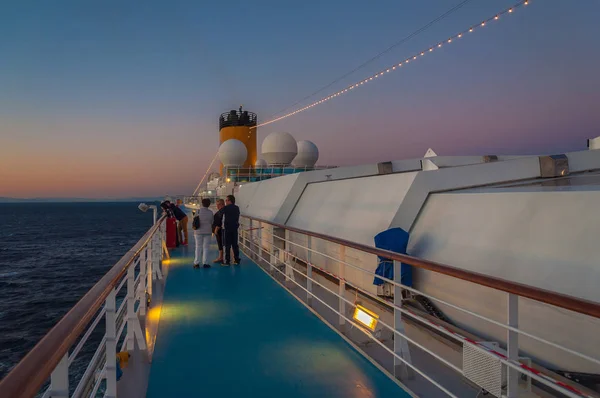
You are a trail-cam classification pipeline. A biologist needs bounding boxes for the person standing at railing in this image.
[160,200,174,218]
[221,194,241,265]
[160,200,188,246]
[192,198,214,268]
[174,199,189,245]
[212,199,225,264]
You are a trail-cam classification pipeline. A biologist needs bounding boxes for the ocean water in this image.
[0,202,156,383]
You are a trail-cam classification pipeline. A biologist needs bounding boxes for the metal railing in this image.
[201,165,339,187]
[183,195,224,208]
[239,215,600,398]
[0,216,167,398]
[219,109,257,130]
[4,210,597,397]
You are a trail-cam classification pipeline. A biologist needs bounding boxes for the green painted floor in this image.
[146,242,411,397]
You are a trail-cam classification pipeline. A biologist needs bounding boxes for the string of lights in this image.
[265,0,477,120]
[192,151,220,195]
[192,0,530,193]
[254,0,530,129]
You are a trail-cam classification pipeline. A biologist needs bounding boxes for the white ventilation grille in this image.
[463,342,504,397]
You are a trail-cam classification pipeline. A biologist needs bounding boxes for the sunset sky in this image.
[1,0,599,198]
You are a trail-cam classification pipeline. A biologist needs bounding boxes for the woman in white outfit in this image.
[192,198,214,268]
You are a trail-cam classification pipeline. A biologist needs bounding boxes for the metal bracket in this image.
[539,154,569,178]
[377,161,393,175]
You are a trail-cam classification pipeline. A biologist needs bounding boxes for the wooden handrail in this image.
[0,216,166,398]
[242,215,600,319]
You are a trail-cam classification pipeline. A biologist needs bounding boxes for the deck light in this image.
[352,304,379,332]
[138,203,157,225]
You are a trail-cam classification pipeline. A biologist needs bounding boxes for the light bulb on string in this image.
[251,0,530,129]
[193,0,531,193]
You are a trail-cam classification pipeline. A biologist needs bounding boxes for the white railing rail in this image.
[0,216,167,398]
[239,215,600,398]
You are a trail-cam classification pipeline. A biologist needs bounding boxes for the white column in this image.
[507,293,519,397]
[105,289,117,398]
[49,353,69,398]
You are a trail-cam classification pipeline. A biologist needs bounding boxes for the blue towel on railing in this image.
[116,358,123,381]
[373,228,412,287]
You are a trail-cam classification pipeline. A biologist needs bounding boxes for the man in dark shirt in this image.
[221,195,241,265]
[212,199,225,263]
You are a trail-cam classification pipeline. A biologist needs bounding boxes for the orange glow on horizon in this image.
[0,118,217,198]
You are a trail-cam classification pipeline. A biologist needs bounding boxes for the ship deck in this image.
[143,241,412,397]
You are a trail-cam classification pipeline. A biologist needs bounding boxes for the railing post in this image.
[241,221,247,249]
[339,245,346,330]
[306,236,313,306]
[243,219,249,252]
[151,234,157,281]
[269,227,276,274]
[139,247,147,316]
[284,229,292,283]
[126,263,136,351]
[146,243,153,298]
[126,261,147,352]
[153,233,163,280]
[105,288,117,398]
[251,220,256,252]
[393,260,413,380]
[49,353,69,398]
[259,224,266,267]
[507,293,519,397]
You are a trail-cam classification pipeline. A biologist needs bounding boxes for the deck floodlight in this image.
[138,202,158,225]
[352,304,379,332]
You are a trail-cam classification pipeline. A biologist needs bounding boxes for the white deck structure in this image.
[235,142,600,377]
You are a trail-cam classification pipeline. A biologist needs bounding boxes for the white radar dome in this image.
[255,158,267,167]
[218,139,247,167]
[291,140,319,167]
[261,132,297,165]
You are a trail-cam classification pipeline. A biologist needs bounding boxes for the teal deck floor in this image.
[146,243,411,397]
